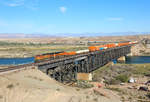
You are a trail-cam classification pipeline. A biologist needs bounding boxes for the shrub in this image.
[93,98,98,102]
[56,88,60,91]
[7,84,14,89]
[115,74,129,83]
[75,80,94,88]
[146,92,150,99]
[106,87,122,92]
[107,79,120,85]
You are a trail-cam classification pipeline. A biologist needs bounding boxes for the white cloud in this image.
[2,0,39,10]
[5,3,23,7]
[59,6,67,13]
[107,17,123,21]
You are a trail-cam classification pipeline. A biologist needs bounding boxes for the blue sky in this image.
[0,0,150,35]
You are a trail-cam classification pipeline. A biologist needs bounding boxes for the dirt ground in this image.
[0,69,121,102]
[0,64,150,102]
[93,64,150,102]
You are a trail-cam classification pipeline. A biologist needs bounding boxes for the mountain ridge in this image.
[0,32,150,38]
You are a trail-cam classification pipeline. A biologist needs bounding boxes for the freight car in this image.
[34,41,137,63]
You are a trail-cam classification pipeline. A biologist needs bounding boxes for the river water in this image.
[0,57,34,65]
[0,56,150,65]
[126,56,150,64]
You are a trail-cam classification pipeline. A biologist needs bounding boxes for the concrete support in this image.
[117,56,126,63]
[77,73,92,81]
[127,53,133,56]
[106,61,114,66]
[110,61,114,66]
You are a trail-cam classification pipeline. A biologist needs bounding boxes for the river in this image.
[126,56,150,64]
[0,57,34,65]
[0,56,150,65]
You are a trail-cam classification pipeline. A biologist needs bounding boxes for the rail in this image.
[0,63,34,74]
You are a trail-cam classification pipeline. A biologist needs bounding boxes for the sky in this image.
[0,0,150,35]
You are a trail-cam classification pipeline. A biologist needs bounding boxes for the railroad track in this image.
[0,63,35,74]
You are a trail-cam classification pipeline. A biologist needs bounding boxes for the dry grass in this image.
[0,45,88,58]
[93,63,150,84]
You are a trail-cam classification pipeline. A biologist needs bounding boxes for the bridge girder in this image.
[37,45,131,82]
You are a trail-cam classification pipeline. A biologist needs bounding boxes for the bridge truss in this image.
[35,45,131,83]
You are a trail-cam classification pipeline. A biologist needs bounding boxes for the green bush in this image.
[106,87,122,92]
[104,79,120,85]
[75,80,94,88]
[147,92,150,99]
[115,74,129,83]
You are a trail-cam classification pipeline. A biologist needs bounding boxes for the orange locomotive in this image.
[34,51,77,62]
[35,51,64,62]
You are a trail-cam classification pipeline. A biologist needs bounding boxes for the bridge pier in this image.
[106,61,115,66]
[77,73,92,81]
[127,52,133,56]
[117,56,126,63]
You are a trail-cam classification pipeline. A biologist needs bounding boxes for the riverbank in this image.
[131,43,150,56]
[0,36,149,58]
[0,43,149,58]
[92,63,150,102]
[0,45,88,58]
[0,35,150,59]
[0,45,150,58]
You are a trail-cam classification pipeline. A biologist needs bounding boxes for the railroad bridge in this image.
[35,45,132,83]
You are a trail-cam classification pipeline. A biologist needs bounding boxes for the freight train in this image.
[34,41,137,62]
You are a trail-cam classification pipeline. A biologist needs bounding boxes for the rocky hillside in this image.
[131,39,150,56]
[93,64,150,102]
[0,68,121,102]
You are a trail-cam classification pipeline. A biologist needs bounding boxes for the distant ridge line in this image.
[0,32,150,38]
